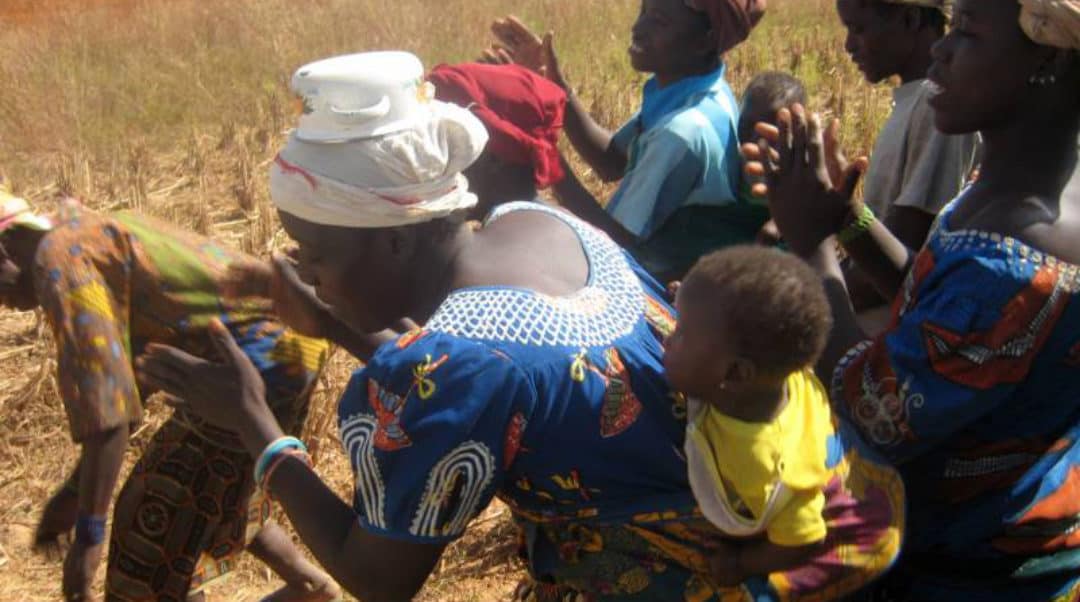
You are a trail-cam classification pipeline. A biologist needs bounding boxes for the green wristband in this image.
[836,204,875,246]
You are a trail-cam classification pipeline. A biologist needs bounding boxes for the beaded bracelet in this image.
[836,203,876,246]
[75,514,107,546]
[253,436,307,485]
[260,448,313,499]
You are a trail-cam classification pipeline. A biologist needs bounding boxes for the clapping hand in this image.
[136,319,268,435]
[481,16,563,85]
[742,105,868,256]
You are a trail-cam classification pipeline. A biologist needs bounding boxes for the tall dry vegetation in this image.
[0,0,888,216]
[0,1,892,600]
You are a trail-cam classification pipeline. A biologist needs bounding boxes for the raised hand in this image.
[136,319,267,432]
[824,118,855,191]
[742,115,864,199]
[746,105,866,256]
[484,16,562,84]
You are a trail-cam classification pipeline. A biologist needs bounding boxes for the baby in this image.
[738,72,807,246]
[664,245,835,585]
[739,71,807,146]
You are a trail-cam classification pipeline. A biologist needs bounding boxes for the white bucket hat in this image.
[293,51,433,143]
[271,51,489,228]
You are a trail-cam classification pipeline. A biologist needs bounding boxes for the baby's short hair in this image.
[739,71,807,142]
[682,245,832,378]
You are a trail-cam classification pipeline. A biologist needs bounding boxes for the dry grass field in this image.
[0,0,893,599]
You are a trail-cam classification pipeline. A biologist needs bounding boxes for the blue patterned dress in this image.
[338,203,902,601]
[834,197,1080,601]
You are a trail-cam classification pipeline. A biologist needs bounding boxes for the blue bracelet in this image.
[75,515,107,546]
[253,437,307,485]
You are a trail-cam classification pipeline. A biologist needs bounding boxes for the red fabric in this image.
[429,63,567,189]
[688,0,767,54]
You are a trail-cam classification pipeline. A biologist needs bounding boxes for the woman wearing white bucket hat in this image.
[135,51,901,601]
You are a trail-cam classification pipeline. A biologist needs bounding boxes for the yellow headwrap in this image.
[1019,0,1080,50]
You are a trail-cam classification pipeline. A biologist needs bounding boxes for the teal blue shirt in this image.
[606,64,744,239]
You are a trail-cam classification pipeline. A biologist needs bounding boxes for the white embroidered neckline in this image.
[425,202,646,347]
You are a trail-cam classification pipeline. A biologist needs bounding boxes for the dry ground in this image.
[0,0,891,599]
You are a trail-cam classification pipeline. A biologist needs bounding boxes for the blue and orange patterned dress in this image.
[338,202,903,601]
[833,198,1080,601]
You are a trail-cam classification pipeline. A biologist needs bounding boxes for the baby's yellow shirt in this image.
[688,369,832,546]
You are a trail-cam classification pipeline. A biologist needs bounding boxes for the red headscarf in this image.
[687,0,767,54]
[428,63,567,189]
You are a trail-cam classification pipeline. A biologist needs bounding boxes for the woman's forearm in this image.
[235,411,377,595]
[315,310,401,362]
[552,156,638,247]
[561,89,627,183]
[841,219,915,301]
[267,460,374,596]
[737,539,825,580]
[242,406,443,601]
[333,327,400,362]
[804,242,868,383]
